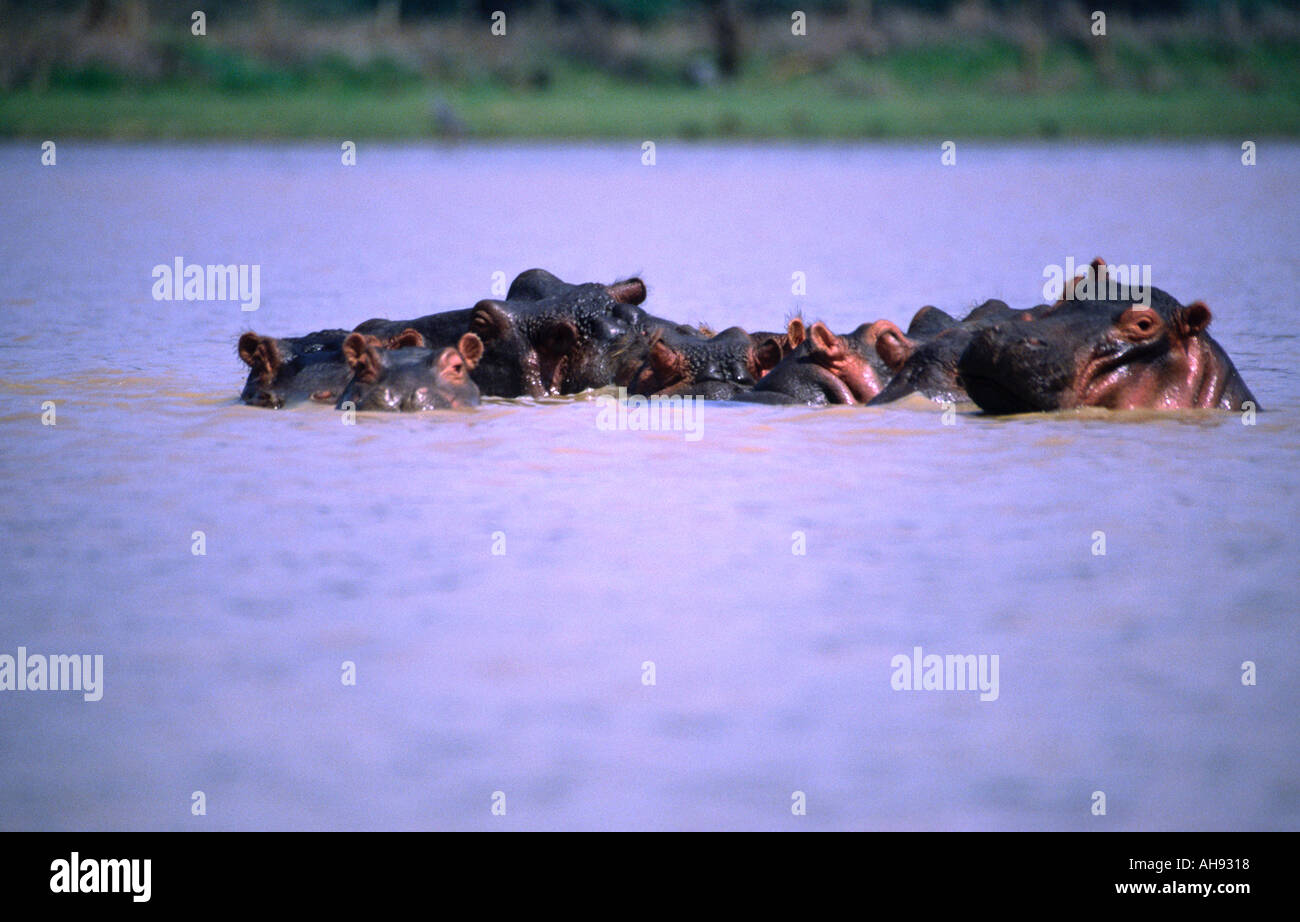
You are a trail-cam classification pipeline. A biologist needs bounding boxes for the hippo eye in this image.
[1118,308,1162,341]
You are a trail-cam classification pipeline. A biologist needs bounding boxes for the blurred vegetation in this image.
[1,0,1298,137]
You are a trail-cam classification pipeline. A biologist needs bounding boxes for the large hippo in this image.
[353,269,648,398]
[238,328,423,408]
[336,331,484,411]
[957,287,1257,413]
[507,267,647,308]
[468,286,649,396]
[867,260,1125,405]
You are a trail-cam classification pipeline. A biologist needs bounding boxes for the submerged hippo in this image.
[468,285,650,396]
[866,300,1042,405]
[238,257,1258,418]
[238,328,424,408]
[354,269,648,398]
[746,320,891,405]
[867,260,1138,405]
[957,288,1257,413]
[627,324,784,399]
[336,331,484,411]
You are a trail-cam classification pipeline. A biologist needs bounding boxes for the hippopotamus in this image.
[336,331,484,411]
[626,324,784,398]
[353,269,648,398]
[467,286,650,396]
[957,287,1257,413]
[507,267,647,308]
[866,300,1034,405]
[873,261,1138,405]
[745,320,891,405]
[238,328,424,408]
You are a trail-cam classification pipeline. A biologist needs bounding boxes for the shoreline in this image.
[4,85,1298,140]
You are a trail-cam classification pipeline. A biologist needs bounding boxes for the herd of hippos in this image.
[237,258,1257,415]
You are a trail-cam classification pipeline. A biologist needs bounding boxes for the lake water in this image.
[1,142,1296,830]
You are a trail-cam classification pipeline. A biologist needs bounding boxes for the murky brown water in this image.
[1,142,1296,829]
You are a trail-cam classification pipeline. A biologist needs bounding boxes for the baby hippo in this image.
[337,331,484,411]
[239,328,424,408]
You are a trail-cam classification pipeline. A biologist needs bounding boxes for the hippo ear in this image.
[868,320,915,371]
[470,300,514,343]
[387,328,424,350]
[751,337,784,376]
[1176,301,1212,337]
[342,332,384,384]
[237,332,263,367]
[238,333,282,385]
[606,277,647,305]
[786,317,807,349]
[807,321,842,358]
[457,332,484,369]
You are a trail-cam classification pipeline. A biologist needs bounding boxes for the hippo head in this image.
[866,300,1033,405]
[629,326,783,397]
[957,289,1257,413]
[506,268,647,307]
[338,331,483,411]
[800,321,892,403]
[238,328,354,408]
[470,299,564,397]
[561,295,652,393]
[469,281,647,397]
[867,319,973,405]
